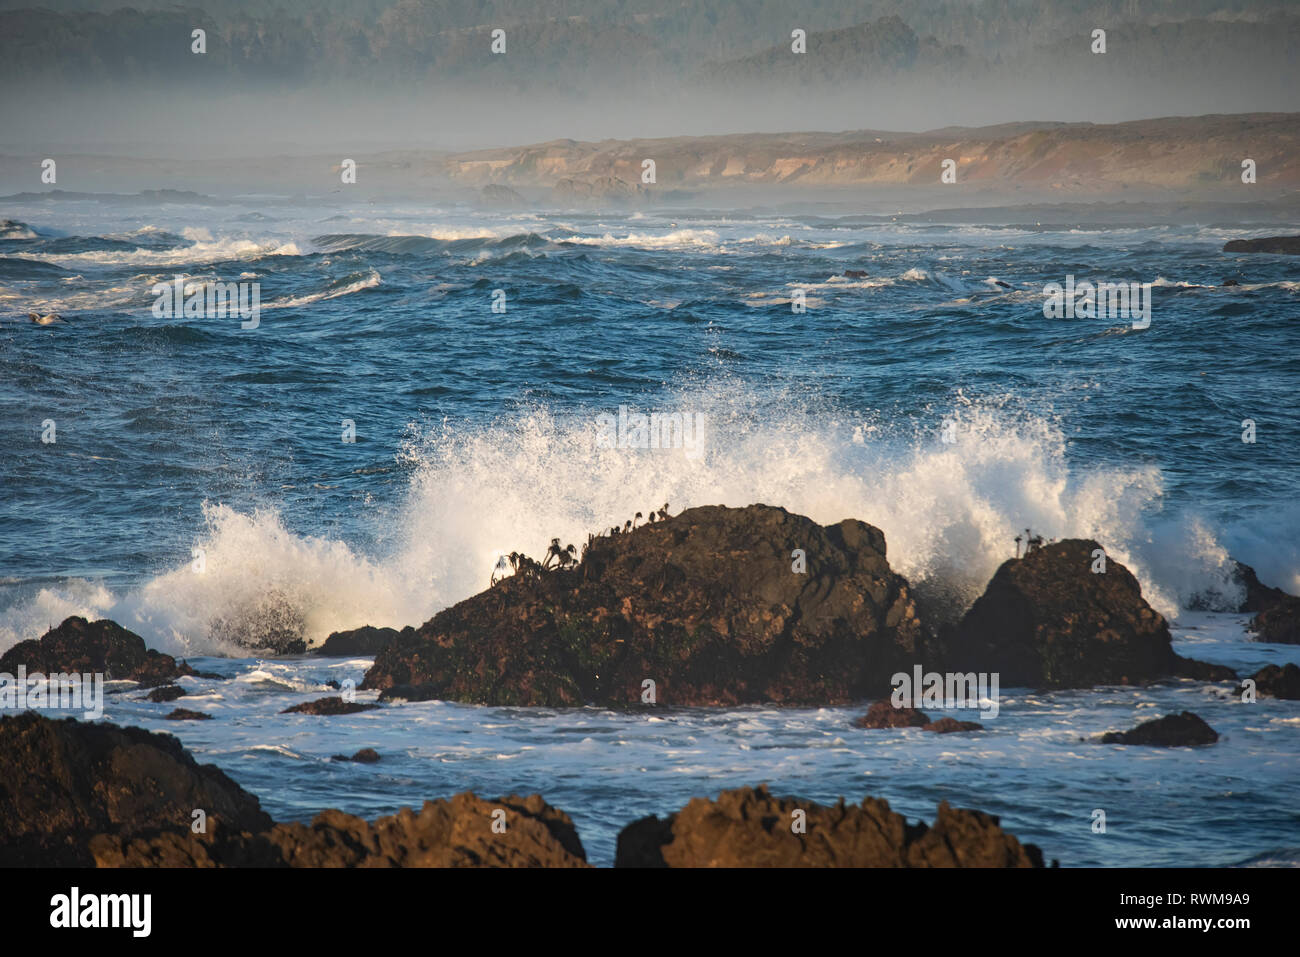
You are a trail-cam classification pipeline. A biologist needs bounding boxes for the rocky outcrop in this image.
[206,589,307,655]
[145,685,186,702]
[1099,711,1218,746]
[947,540,1220,688]
[614,785,1042,867]
[0,712,271,866]
[1223,236,1300,255]
[1251,597,1300,644]
[5,713,586,867]
[378,683,441,703]
[0,616,195,687]
[280,696,379,715]
[852,699,981,733]
[1243,663,1300,699]
[363,504,931,707]
[93,792,589,868]
[923,717,983,733]
[1231,560,1292,613]
[165,708,212,720]
[313,625,404,657]
[331,748,380,763]
[854,699,930,729]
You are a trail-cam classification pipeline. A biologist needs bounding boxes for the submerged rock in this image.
[1099,711,1218,746]
[1223,235,1300,254]
[362,504,932,707]
[1242,663,1300,700]
[0,713,271,866]
[614,785,1042,867]
[145,684,187,703]
[165,708,212,720]
[279,696,379,715]
[0,616,195,688]
[923,717,983,733]
[854,699,930,728]
[331,748,381,763]
[948,540,1214,688]
[313,625,404,657]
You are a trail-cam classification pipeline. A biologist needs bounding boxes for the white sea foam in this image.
[2,383,1287,656]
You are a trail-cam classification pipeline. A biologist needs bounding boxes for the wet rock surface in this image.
[1242,663,1300,700]
[0,616,196,687]
[0,713,271,866]
[313,625,404,657]
[947,540,1214,688]
[1099,711,1219,747]
[363,504,932,706]
[614,785,1042,867]
[280,696,380,715]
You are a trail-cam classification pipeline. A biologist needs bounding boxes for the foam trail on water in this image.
[0,382,1278,654]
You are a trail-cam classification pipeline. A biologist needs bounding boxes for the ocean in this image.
[2,196,1298,866]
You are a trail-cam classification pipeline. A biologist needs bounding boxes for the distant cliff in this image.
[438,113,1300,192]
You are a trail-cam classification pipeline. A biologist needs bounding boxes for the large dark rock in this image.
[1243,663,1300,700]
[313,625,404,657]
[948,540,1210,688]
[1099,711,1218,747]
[0,616,195,688]
[0,713,272,866]
[5,713,587,868]
[1223,235,1300,254]
[614,785,1042,867]
[362,505,931,707]
[1251,596,1300,644]
[1231,560,1292,613]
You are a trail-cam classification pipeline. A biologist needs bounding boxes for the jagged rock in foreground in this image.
[313,625,404,657]
[363,505,930,707]
[94,793,590,868]
[0,713,271,866]
[1099,711,1218,747]
[3,713,586,868]
[0,616,196,687]
[614,785,1042,868]
[948,540,1227,688]
[1243,663,1300,700]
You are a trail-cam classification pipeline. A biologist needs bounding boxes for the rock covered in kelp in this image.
[1099,711,1218,746]
[614,785,1042,867]
[362,504,932,707]
[0,616,195,687]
